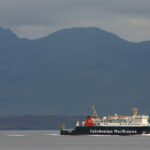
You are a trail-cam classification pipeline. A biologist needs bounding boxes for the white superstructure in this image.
[80,107,150,127]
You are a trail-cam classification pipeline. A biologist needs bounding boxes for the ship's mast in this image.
[132,108,139,116]
[92,105,98,118]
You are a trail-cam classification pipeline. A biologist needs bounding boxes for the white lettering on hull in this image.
[90,129,137,134]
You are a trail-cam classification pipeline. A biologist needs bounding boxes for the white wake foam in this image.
[142,134,150,136]
[7,134,27,137]
[46,133,60,136]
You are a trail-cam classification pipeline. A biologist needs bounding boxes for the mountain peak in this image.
[0,27,19,39]
[41,27,129,46]
[48,27,115,37]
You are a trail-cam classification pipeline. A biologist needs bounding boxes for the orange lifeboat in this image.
[107,116,118,120]
[118,116,128,119]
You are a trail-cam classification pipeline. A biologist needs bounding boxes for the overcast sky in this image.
[0,0,150,42]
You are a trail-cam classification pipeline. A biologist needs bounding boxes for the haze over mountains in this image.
[0,27,150,116]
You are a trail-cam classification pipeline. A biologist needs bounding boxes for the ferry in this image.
[60,106,150,135]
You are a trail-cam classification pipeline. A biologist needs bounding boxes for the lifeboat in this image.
[118,116,129,119]
[107,116,118,120]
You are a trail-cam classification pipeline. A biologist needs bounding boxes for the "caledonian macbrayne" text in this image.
[90,129,137,134]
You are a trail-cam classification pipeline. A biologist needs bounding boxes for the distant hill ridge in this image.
[0,115,84,130]
[0,27,150,116]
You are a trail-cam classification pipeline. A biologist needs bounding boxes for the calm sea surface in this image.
[0,130,149,150]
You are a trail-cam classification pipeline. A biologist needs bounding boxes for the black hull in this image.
[60,126,150,135]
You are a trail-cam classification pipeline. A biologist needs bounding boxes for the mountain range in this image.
[0,27,150,116]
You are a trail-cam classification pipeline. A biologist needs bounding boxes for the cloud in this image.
[0,0,150,41]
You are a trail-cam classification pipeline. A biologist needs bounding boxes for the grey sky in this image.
[0,0,150,41]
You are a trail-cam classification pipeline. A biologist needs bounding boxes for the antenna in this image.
[92,105,98,118]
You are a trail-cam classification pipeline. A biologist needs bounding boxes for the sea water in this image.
[0,130,149,150]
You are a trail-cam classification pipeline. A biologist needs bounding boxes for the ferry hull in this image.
[60,126,150,135]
